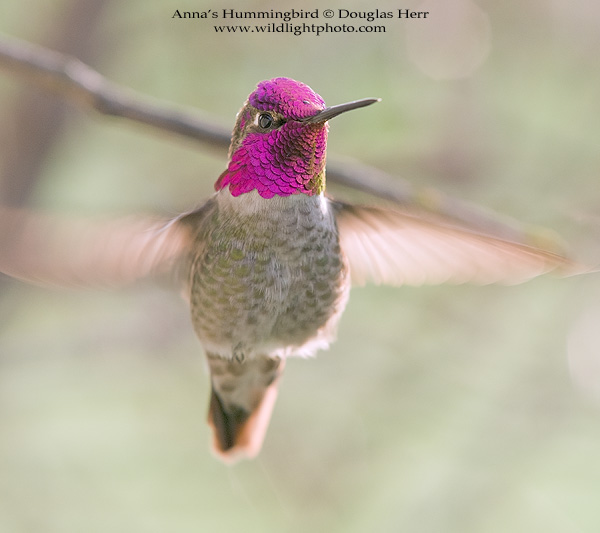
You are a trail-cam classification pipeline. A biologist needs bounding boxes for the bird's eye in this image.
[258,113,274,129]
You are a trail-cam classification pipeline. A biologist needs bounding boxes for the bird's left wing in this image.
[332,201,580,286]
[0,201,215,290]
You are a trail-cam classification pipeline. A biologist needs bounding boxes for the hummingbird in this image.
[0,77,577,463]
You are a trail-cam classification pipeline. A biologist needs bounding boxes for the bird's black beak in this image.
[300,98,380,124]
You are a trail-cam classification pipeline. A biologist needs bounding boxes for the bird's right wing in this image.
[0,201,215,290]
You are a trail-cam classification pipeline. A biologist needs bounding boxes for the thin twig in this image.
[0,33,534,242]
[0,34,231,152]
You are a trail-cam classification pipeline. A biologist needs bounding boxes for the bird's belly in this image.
[189,213,348,359]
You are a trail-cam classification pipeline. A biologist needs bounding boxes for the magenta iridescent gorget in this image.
[216,78,331,198]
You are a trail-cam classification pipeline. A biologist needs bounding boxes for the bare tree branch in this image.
[0,33,552,244]
[0,1,110,207]
[0,34,232,152]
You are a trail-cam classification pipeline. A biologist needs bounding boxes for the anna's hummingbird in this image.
[0,77,577,462]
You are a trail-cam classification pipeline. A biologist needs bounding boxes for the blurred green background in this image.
[1,0,600,531]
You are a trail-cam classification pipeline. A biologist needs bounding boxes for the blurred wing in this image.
[333,202,578,286]
[0,201,214,289]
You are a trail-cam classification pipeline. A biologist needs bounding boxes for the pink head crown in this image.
[215,77,330,199]
[249,77,326,120]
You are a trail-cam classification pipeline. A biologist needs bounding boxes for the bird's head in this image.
[215,77,378,199]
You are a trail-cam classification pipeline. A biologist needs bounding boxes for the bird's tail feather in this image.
[206,354,284,463]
